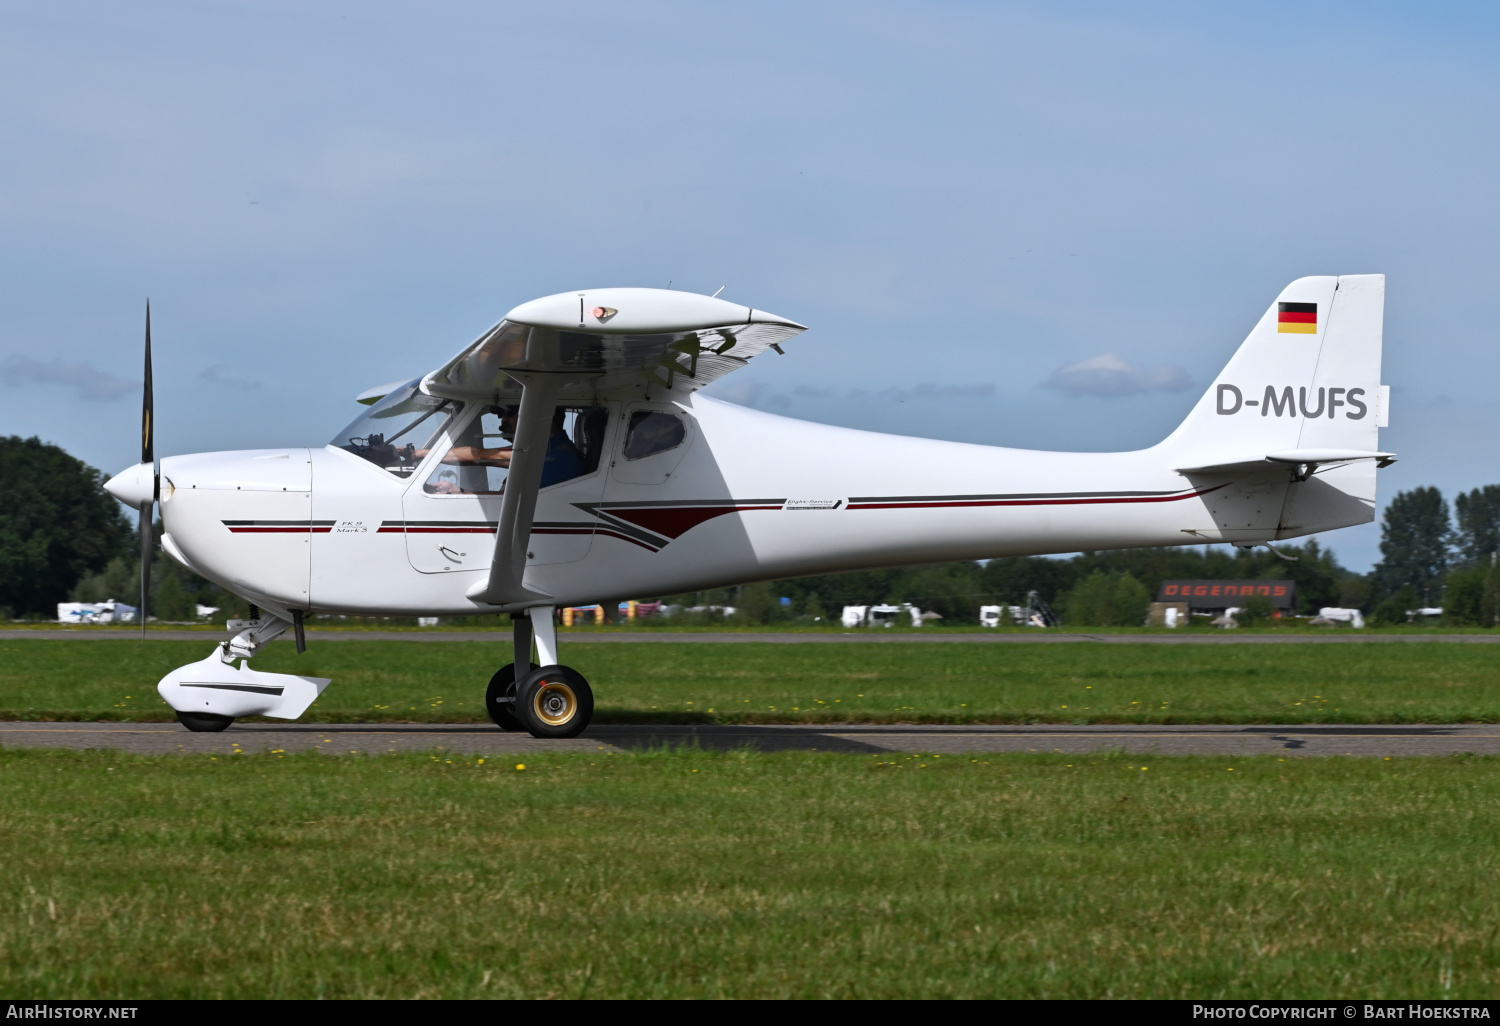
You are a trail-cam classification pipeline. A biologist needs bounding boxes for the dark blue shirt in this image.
[541,429,585,487]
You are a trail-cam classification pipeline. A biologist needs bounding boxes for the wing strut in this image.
[466,372,571,608]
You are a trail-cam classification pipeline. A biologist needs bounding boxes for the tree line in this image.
[0,436,249,621]
[1368,485,1500,626]
[683,538,1352,627]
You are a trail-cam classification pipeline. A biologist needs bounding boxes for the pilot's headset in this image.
[494,405,520,440]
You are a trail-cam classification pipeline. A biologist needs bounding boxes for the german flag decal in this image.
[1278,301,1317,334]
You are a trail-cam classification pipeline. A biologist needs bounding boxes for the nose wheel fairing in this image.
[158,654,330,721]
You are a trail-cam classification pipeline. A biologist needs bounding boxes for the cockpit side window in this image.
[622,411,685,460]
[424,405,512,495]
[331,380,464,479]
[420,404,608,496]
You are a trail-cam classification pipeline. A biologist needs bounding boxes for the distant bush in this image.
[71,556,137,604]
[1371,586,1418,627]
[1233,593,1276,627]
[732,582,780,625]
[1062,571,1150,627]
[1443,566,1489,626]
[1338,577,1372,612]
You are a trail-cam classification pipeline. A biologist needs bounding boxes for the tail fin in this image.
[1162,274,1387,460]
[1160,274,1389,536]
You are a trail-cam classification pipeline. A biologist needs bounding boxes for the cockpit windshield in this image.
[330,379,464,478]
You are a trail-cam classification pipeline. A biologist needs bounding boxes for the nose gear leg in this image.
[221,613,293,663]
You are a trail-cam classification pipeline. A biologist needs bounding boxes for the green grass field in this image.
[5,640,1497,998]
[3,639,1500,724]
[0,747,1495,998]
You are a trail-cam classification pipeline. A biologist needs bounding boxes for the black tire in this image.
[515,665,594,739]
[486,662,538,731]
[176,711,234,733]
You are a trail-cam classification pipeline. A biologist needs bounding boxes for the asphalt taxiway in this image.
[3,721,1497,758]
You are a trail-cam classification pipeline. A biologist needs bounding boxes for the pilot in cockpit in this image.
[436,406,519,471]
[419,407,585,494]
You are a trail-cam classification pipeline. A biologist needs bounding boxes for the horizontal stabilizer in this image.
[1178,448,1397,475]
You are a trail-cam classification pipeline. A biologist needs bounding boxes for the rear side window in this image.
[622,411,685,460]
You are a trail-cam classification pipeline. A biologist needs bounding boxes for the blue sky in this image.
[3,1,1498,572]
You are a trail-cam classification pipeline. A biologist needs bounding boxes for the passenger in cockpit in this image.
[539,409,584,487]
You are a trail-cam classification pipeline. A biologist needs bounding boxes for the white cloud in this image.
[1041,352,1192,398]
[704,380,768,407]
[1,356,135,401]
[878,383,996,401]
[198,364,261,390]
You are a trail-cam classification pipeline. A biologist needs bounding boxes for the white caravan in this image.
[105,276,1393,737]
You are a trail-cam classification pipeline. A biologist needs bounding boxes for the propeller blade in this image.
[140,302,154,638]
[140,503,151,639]
[141,302,153,465]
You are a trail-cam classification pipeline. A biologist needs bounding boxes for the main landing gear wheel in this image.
[515,666,594,739]
[176,711,234,733]
[486,662,538,731]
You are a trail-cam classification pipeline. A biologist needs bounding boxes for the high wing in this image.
[431,288,807,609]
[422,287,807,403]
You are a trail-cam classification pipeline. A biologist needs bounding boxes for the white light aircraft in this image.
[105,275,1393,736]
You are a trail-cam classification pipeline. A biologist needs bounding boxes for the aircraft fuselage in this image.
[156,394,1372,618]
